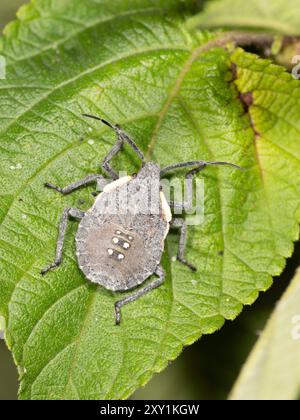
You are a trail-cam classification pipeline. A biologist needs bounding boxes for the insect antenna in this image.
[160,160,243,177]
[202,161,243,170]
[82,113,116,130]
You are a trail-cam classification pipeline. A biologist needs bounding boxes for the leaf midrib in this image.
[146,42,215,159]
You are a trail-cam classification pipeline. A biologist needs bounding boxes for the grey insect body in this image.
[42,114,241,324]
[75,163,170,292]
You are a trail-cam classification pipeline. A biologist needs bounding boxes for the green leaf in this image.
[230,268,300,400]
[0,0,300,400]
[187,0,300,35]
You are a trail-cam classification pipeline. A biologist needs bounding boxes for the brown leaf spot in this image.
[240,92,253,111]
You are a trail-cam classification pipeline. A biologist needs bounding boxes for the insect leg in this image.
[102,135,125,179]
[45,174,108,195]
[82,114,145,179]
[163,161,241,212]
[170,166,205,212]
[114,264,165,325]
[102,128,145,179]
[41,208,85,275]
[171,218,197,272]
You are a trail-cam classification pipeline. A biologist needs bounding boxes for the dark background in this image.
[0,0,299,401]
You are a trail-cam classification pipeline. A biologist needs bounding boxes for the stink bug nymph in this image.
[42,114,241,324]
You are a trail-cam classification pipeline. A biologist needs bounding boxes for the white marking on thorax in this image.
[160,191,172,223]
[103,176,132,193]
[160,191,172,239]
[92,176,132,211]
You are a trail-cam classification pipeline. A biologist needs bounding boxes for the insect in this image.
[41,114,241,324]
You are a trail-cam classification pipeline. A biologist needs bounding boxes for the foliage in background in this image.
[188,0,300,34]
[0,0,300,400]
[231,268,300,400]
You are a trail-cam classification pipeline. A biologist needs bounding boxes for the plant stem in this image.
[197,31,298,52]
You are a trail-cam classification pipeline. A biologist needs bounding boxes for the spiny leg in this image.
[171,218,197,272]
[82,114,145,180]
[170,166,205,213]
[45,174,108,195]
[102,135,125,179]
[41,208,85,275]
[114,264,165,325]
[161,160,241,213]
